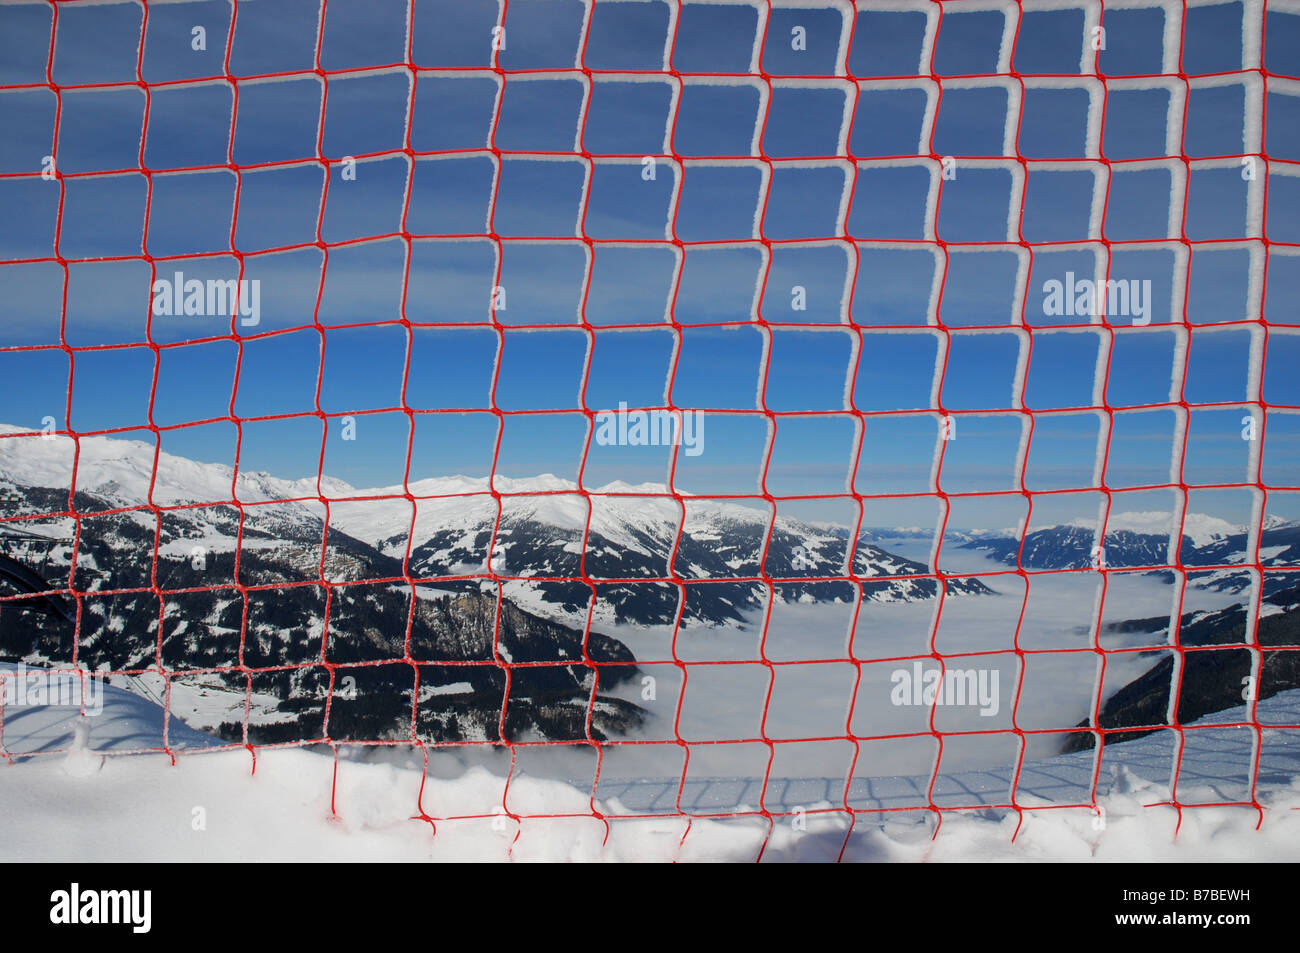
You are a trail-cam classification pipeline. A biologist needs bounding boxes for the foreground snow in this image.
[2,669,1299,862]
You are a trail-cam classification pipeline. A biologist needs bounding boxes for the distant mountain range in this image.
[0,426,985,743]
[0,426,990,629]
[958,515,1300,597]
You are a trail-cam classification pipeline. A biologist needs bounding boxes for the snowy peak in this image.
[0,424,316,508]
[1070,511,1244,550]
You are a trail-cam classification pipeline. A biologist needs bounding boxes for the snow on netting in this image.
[0,0,1297,860]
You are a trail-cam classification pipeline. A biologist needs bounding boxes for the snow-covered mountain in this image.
[0,424,997,744]
[0,426,990,632]
[957,512,1300,596]
[0,427,653,745]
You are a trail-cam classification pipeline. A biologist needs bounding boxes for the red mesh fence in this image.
[0,0,1294,861]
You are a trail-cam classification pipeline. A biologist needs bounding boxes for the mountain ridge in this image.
[0,425,995,629]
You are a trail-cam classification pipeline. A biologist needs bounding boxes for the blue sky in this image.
[0,0,1296,530]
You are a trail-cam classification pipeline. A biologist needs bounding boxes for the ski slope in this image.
[1,665,1298,862]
